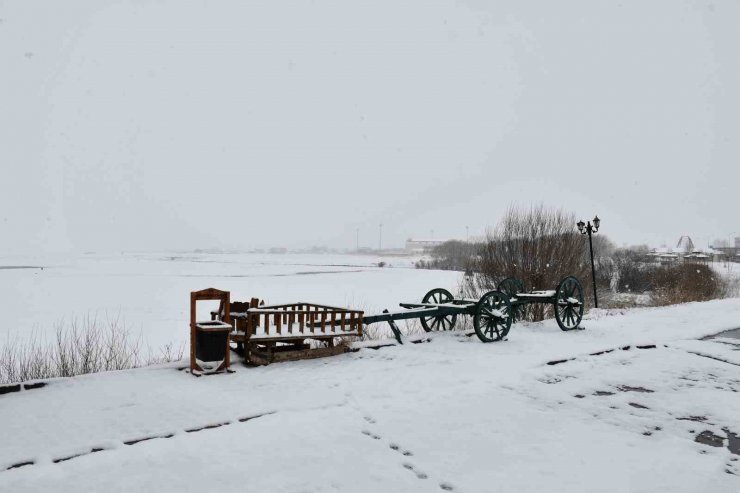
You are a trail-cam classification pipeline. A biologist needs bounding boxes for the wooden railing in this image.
[244,303,363,338]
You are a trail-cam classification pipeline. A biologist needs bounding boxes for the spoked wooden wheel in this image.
[420,288,457,332]
[473,291,512,343]
[498,277,527,323]
[554,276,584,331]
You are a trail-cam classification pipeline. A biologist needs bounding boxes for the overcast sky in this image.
[1,0,738,254]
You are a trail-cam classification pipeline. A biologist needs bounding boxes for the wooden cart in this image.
[363,275,585,343]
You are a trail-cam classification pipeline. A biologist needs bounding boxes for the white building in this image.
[405,238,448,254]
[649,236,724,263]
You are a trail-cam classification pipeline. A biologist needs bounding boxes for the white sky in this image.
[1,0,738,253]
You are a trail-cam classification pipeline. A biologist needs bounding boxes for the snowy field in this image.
[1,264,739,490]
[0,252,458,350]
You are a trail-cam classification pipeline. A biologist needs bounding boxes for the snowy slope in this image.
[1,299,739,491]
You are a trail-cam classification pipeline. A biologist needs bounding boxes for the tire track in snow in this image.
[2,411,276,473]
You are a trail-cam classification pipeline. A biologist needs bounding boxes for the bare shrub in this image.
[649,264,725,306]
[721,272,740,298]
[597,246,653,294]
[466,204,590,320]
[595,242,731,308]
[415,240,483,272]
[0,315,184,385]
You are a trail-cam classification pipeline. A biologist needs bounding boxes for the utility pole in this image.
[378,223,383,251]
[356,228,359,252]
[466,225,469,242]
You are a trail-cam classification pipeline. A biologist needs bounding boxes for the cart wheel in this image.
[420,288,457,332]
[554,276,584,331]
[473,291,512,343]
[498,277,527,322]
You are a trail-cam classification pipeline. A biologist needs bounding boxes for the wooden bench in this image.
[235,302,363,365]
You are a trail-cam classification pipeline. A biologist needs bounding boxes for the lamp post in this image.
[577,215,601,308]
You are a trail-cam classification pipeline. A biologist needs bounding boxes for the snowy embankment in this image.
[1,297,739,492]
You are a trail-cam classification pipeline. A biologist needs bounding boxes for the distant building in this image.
[649,235,724,263]
[405,238,448,254]
[709,236,740,260]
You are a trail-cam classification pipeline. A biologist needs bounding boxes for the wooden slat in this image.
[248,331,359,342]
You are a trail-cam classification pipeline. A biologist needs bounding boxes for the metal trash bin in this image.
[194,321,232,362]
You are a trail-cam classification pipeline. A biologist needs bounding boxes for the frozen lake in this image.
[0,252,462,349]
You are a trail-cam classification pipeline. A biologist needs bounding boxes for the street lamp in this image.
[577,215,600,308]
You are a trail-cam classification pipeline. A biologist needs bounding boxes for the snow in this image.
[1,287,740,491]
[194,321,231,331]
[519,290,556,298]
[0,252,458,349]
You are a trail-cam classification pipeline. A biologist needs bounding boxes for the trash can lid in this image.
[195,320,232,331]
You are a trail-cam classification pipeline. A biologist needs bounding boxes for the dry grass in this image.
[0,315,184,385]
[648,263,726,306]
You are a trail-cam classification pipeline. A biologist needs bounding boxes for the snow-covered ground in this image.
[713,261,740,280]
[0,252,457,349]
[1,288,739,491]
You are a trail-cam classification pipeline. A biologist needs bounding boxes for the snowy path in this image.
[1,299,740,491]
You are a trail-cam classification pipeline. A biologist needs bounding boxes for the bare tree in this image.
[465,204,589,321]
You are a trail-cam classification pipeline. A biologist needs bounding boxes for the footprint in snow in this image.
[363,416,377,424]
[402,462,428,479]
[389,443,413,456]
[361,430,381,440]
[361,423,452,486]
